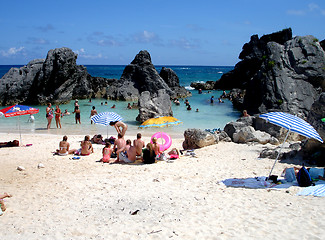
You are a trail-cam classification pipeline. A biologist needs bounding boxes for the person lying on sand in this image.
[0,192,12,215]
[55,136,77,156]
[91,134,103,144]
[282,166,325,182]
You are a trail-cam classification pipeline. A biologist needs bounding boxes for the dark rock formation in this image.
[215,28,294,90]
[136,90,173,123]
[106,50,191,101]
[182,128,217,149]
[159,67,190,98]
[190,81,215,90]
[0,47,114,105]
[214,28,325,117]
[320,39,325,51]
[307,92,325,142]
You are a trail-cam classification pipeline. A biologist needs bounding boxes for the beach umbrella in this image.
[139,116,182,129]
[259,111,323,177]
[0,104,39,145]
[90,112,123,138]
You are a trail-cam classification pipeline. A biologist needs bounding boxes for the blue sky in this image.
[0,0,324,66]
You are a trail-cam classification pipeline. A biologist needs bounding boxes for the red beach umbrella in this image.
[0,105,39,145]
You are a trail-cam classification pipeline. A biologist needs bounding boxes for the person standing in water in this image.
[46,103,54,129]
[90,106,98,124]
[54,105,62,128]
[73,106,81,124]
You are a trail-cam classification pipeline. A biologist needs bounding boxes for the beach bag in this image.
[297,166,313,187]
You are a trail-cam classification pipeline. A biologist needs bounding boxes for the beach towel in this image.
[221,177,296,189]
[297,181,325,197]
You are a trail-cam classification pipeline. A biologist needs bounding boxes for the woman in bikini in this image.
[56,136,77,156]
[54,105,62,128]
[110,121,128,137]
[80,135,93,156]
[46,103,54,129]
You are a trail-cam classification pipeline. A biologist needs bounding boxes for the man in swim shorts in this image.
[133,133,145,157]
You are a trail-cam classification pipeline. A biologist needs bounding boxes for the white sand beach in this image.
[1,133,324,239]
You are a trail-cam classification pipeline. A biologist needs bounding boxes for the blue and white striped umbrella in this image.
[91,112,123,126]
[259,112,323,143]
[259,112,323,177]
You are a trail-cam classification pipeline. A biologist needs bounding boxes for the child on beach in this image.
[0,192,12,216]
[102,141,112,163]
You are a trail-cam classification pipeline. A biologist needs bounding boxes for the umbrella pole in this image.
[268,129,291,178]
[18,116,22,146]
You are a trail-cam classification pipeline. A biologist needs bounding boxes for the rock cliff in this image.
[0,48,189,105]
[0,48,114,105]
[214,28,325,117]
[106,50,191,101]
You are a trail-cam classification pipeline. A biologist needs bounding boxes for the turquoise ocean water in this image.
[0,65,239,138]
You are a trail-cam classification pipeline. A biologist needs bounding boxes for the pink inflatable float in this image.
[150,132,172,152]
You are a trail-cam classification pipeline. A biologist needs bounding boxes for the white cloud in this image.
[74,48,104,60]
[133,30,160,43]
[0,47,25,57]
[287,3,325,16]
[308,3,319,11]
[169,38,199,49]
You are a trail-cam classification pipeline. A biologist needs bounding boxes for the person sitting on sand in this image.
[242,110,250,117]
[152,137,162,156]
[91,134,103,144]
[0,192,12,215]
[56,136,77,156]
[133,133,145,158]
[142,143,156,164]
[118,139,137,163]
[102,141,112,163]
[80,135,93,156]
[110,121,128,137]
[113,133,126,162]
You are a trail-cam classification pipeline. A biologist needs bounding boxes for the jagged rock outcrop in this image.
[214,28,325,117]
[307,92,325,142]
[182,128,217,149]
[0,47,114,105]
[106,50,191,101]
[190,81,215,90]
[159,67,190,98]
[136,90,173,123]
